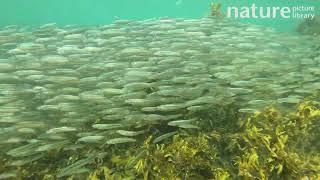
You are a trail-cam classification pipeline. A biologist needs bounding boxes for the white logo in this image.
[227,4,316,19]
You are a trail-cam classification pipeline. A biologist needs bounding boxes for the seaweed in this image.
[234,105,320,179]
[210,2,224,18]
[2,101,320,179]
[297,15,320,35]
[118,102,320,179]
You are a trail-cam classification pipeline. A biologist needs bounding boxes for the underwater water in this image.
[0,1,320,179]
[1,0,319,30]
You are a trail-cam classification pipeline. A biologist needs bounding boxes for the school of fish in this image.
[0,17,319,176]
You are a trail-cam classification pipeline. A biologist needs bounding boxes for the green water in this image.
[1,0,319,31]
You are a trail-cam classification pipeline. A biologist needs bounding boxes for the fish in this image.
[153,131,178,144]
[106,138,136,144]
[77,136,105,143]
[46,127,77,134]
[57,156,96,178]
[116,130,145,137]
[92,124,124,130]
[35,140,70,152]
[168,119,197,127]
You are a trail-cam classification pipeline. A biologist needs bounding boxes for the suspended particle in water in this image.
[176,0,183,6]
